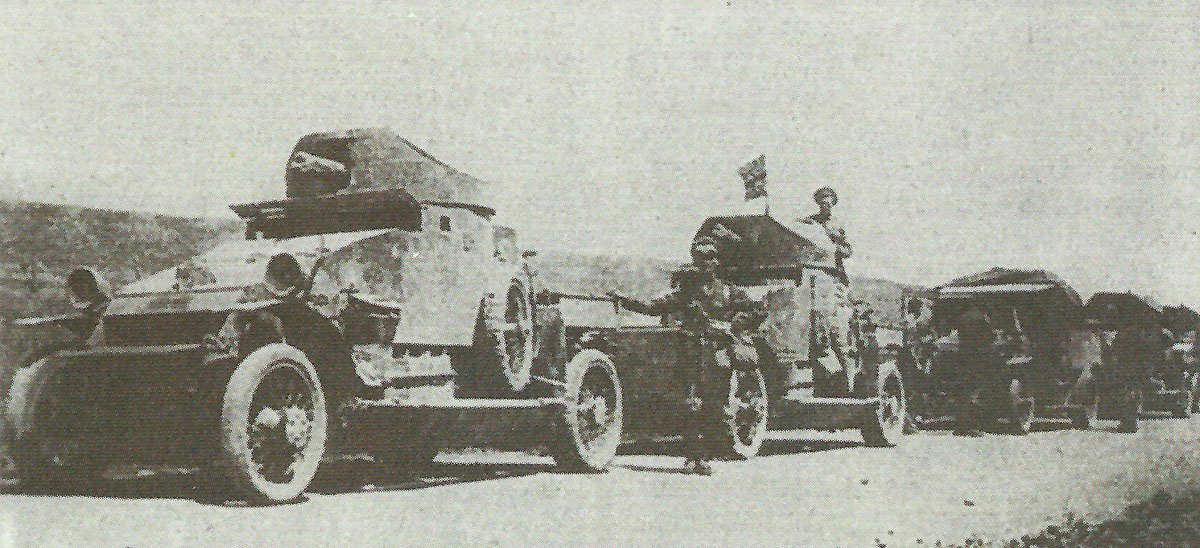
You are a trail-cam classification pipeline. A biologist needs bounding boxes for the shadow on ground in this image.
[616,436,864,474]
[0,458,559,507]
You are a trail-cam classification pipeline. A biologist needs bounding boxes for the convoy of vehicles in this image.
[1,128,1195,504]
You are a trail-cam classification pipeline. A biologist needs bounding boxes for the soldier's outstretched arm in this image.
[608,290,680,317]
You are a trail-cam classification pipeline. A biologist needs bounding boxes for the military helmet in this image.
[813,186,838,205]
[690,236,720,262]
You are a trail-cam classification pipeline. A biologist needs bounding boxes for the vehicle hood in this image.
[106,229,392,316]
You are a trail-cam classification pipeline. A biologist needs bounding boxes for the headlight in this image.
[264,253,306,297]
[67,268,112,310]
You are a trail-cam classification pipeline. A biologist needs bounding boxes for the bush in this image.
[946,491,1200,547]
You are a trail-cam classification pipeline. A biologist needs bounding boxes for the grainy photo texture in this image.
[1,2,1199,546]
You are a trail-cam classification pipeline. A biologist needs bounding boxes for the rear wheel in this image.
[861,365,907,447]
[1007,378,1036,435]
[215,343,327,504]
[547,350,622,472]
[712,367,769,459]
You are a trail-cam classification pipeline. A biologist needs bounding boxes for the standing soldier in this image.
[801,186,852,278]
[609,236,760,475]
[801,186,856,395]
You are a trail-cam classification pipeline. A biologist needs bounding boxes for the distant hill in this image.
[530,251,922,328]
[0,201,240,399]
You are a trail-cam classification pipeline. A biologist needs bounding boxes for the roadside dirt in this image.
[4,417,1200,546]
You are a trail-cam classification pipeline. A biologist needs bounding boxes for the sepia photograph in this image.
[0,1,1198,546]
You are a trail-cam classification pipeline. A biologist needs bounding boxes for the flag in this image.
[739,154,767,200]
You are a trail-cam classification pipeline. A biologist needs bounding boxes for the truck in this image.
[910,268,1102,433]
[3,128,623,503]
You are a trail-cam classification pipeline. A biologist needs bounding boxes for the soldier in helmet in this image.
[609,236,761,475]
[801,186,852,277]
[802,186,856,394]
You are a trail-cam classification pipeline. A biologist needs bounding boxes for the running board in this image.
[354,396,566,411]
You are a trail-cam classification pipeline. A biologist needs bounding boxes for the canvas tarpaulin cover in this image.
[285,127,493,214]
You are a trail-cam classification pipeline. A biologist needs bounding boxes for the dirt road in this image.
[4,417,1200,547]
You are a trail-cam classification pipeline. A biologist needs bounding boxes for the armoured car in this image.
[568,214,908,458]
[3,129,623,503]
[914,268,1102,432]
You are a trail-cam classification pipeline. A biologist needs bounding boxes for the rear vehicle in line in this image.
[1162,304,1200,415]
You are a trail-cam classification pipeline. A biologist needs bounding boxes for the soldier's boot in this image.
[1117,390,1139,433]
[952,392,985,436]
[681,394,714,475]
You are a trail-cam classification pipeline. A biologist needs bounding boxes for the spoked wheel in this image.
[712,367,769,459]
[861,364,907,447]
[1007,378,1036,435]
[217,343,327,504]
[472,280,535,394]
[547,349,623,472]
[4,357,111,491]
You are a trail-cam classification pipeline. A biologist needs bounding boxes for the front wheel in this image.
[711,367,769,459]
[861,364,907,447]
[546,349,623,472]
[215,343,327,504]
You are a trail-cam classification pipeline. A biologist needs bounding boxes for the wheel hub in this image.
[283,406,313,448]
[255,407,283,430]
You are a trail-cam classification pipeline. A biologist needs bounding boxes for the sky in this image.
[0,1,1197,306]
